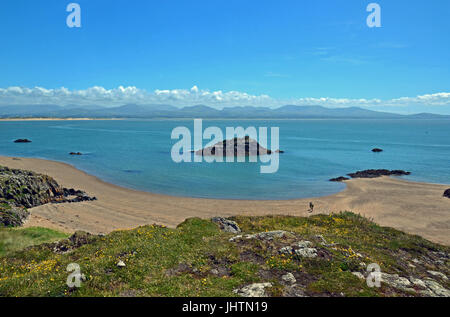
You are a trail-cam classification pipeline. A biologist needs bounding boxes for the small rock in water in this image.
[14,139,32,143]
[281,273,296,284]
[117,260,126,268]
[329,176,350,182]
[372,148,383,153]
[69,152,83,156]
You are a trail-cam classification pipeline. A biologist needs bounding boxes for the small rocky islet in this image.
[195,136,283,157]
[330,169,411,182]
[13,139,32,143]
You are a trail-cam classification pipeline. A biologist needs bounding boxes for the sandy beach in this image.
[1,155,449,245]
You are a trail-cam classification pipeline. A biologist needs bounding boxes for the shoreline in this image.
[2,117,450,122]
[1,155,449,245]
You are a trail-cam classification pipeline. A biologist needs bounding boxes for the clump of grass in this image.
[0,227,68,257]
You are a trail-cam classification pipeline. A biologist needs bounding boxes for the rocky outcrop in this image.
[444,189,450,199]
[211,217,241,233]
[0,166,64,208]
[230,230,294,242]
[329,176,350,182]
[14,139,32,143]
[195,136,282,157]
[47,231,97,254]
[347,169,410,178]
[0,203,28,227]
[69,152,83,156]
[330,169,411,181]
[233,283,272,297]
[279,240,318,258]
[0,166,96,227]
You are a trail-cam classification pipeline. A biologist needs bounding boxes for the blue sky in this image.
[0,0,449,113]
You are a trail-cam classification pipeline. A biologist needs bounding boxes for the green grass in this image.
[0,227,69,257]
[0,212,448,297]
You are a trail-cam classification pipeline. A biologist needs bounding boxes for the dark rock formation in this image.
[444,189,450,199]
[347,169,410,179]
[69,152,83,156]
[329,176,350,182]
[0,166,65,208]
[196,136,282,157]
[0,166,96,227]
[0,204,28,227]
[212,217,241,233]
[47,231,97,254]
[14,139,32,143]
[372,148,383,153]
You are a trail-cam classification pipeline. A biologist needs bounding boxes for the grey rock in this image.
[294,247,318,258]
[409,277,427,289]
[245,230,293,241]
[352,272,365,280]
[279,240,318,258]
[282,285,307,297]
[294,241,312,248]
[423,279,450,297]
[233,283,272,297]
[281,273,296,284]
[229,235,242,242]
[210,269,219,275]
[279,246,294,255]
[381,273,412,291]
[427,271,448,281]
[211,217,241,233]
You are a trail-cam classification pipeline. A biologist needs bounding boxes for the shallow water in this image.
[0,119,449,199]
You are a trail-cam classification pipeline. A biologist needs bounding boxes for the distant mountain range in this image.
[0,104,449,119]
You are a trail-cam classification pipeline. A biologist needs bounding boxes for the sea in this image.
[0,119,449,200]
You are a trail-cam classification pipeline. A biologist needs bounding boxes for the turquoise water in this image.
[0,119,449,199]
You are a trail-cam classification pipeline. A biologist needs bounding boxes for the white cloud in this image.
[0,86,449,110]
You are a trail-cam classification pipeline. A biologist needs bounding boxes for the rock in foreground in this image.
[0,166,96,227]
[444,189,450,199]
[211,217,241,233]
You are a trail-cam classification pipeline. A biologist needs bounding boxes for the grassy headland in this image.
[1,212,448,297]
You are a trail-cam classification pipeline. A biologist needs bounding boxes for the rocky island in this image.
[195,136,282,157]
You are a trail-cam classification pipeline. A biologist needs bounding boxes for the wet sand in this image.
[1,155,449,245]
